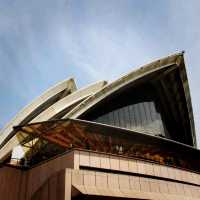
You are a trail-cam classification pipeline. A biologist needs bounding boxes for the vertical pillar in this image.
[65,169,72,200]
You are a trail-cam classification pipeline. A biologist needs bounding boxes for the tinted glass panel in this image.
[93,101,165,136]
[82,83,170,138]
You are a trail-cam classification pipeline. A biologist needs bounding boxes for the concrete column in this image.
[65,169,72,200]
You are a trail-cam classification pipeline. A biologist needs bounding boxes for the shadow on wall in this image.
[31,170,66,200]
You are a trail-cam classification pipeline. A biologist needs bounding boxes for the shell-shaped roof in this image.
[0,79,107,160]
[0,52,196,161]
[65,53,196,146]
[63,52,196,146]
[0,78,76,146]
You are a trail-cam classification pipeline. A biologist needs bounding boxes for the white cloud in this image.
[0,0,200,146]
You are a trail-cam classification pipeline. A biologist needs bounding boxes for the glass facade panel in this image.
[82,84,170,138]
[93,101,166,137]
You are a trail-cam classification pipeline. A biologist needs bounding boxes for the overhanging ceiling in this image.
[13,118,200,172]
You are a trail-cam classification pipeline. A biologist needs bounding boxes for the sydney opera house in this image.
[0,52,200,199]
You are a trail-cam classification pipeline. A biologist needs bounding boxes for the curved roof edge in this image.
[179,55,196,146]
[63,52,196,146]
[0,78,76,147]
[26,80,107,123]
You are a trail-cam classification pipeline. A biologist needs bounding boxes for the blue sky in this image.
[0,0,200,146]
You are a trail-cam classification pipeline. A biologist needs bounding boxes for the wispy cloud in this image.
[0,0,200,146]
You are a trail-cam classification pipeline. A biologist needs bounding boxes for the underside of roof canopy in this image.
[12,118,200,171]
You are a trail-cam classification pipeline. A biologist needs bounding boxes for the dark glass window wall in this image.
[94,101,166,136]
[81,83,170,138]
